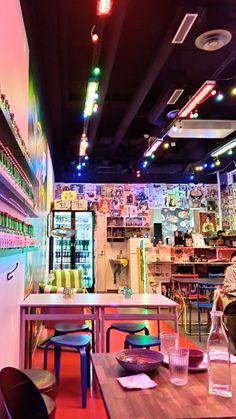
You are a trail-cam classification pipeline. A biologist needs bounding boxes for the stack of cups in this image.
[160,331,189,386]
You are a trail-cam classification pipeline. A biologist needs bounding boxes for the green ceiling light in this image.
[83,80,99,117]
[93,67,101,77]
[211,139,236,157]
[150,153,155,159]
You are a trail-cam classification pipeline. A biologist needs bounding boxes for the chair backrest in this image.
[0,367,48,419]
[50,269,83,289]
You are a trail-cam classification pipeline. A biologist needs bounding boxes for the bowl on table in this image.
[188,349,204,368]
[116,349,164,373]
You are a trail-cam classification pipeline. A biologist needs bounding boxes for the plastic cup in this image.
[160,332,179,358]
[168,348,189,386]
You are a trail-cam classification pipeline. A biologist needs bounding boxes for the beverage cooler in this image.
[49,211,95,289]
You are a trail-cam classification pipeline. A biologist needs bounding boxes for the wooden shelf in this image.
[0,173,38,217]
[0,103,38,186]
[0,246,38,257]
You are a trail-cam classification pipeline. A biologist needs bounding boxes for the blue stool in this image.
[54,322,95,352]
[106,323,149,352]
[124,334,160,349]
[44,334,90,408]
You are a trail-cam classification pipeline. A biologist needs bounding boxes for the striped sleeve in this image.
[223,266,236,294]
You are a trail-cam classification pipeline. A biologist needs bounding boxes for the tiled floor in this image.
[33,307,208,419]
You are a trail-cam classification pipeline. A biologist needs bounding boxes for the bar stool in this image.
[23,369,57,400]
[124,334,160,349]
[44,334,90,408]
[54,322,95,353]
[106,323,149,352]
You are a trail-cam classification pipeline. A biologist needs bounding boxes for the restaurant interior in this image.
[1,0,236,418]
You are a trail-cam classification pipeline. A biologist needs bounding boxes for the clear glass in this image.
[168,348,189,386]
[207,310,232,398]
[160,332,179,359]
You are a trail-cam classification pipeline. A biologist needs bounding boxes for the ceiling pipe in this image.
[110,8,191,154]
[88,0,129,153]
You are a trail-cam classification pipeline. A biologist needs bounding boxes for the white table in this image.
[98,293,178,352]
[20,293,100,368]
[20,293,178,367]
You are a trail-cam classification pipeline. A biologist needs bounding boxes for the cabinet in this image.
[106,216,150,241]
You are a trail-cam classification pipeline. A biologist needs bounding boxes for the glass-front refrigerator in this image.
[74,211,94,289]
[49,210,95,289]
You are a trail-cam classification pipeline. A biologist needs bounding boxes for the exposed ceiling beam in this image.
[110,7,194,154]
[148,83,177,125]
[88,0,129,153]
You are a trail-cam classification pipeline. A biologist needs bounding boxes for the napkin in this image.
[117,373,157,389]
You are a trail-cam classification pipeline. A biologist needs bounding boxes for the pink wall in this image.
[0,0,29,144]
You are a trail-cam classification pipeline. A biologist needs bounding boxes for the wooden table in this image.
[20,293,178,367]
[92,353,236,419]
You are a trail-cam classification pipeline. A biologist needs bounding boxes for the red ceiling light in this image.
[178,80,216,118]
[97,0,113,15]
[144,138,163,157]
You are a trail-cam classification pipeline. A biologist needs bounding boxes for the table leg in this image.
[95,307,100,353]
[101,307,105,353]
[157,307,160,336]
[20,307,26,369]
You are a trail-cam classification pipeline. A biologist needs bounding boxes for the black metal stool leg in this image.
[144,327,149,335]
[79,347,87,409]
[86,344,91,388]
[106,326,112,353]
[54,345,61,383]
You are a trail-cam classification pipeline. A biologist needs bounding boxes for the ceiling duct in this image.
[172,13,198,44]
[195,29,232,51]
[167,89,184,105]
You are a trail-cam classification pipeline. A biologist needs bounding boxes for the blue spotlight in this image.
[203,163,208,168]
[190,175,194,180]
[142,160,148,168]
[77,163,82,170]
[82,162,86,166]
[78,172,81,177]
[211,163,215,168]
[215,93,224,102]
[84,155,89,160]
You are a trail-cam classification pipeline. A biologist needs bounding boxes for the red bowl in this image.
[189,349,204,367]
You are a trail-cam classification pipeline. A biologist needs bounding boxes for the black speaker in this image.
[154,223,162,244]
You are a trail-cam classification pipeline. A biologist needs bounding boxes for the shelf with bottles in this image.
[106,216,150,241]
[0,94,38,186]
[0,212,36,250]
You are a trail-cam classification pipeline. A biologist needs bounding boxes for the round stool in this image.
[124,334,160,349]
[44,334,90,409]
[54,322,95,352]
[23,368,57,400]
[106,323,149,352]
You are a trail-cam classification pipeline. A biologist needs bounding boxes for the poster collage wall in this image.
[221,171,236,231]
[54,183,219,238]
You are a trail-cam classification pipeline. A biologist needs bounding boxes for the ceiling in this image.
[20,0,236,183]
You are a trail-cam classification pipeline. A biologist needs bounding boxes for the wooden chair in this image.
[0,367,56,419]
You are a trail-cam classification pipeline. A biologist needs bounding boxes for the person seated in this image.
[222,251,236,308]
[221,251,236,352]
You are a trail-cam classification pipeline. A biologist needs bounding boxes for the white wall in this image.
[0,255,25,368]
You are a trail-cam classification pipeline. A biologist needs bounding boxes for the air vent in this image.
[167,89,184,105]
[195,29,232,51]
[172,14,198,44]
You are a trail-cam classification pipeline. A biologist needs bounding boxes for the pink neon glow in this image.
[97,0,113,15]
[144,139,163,157]
[178,81,216,118]
[0,0,29,145]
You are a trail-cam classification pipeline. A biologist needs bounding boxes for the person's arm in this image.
[223,266,236,294]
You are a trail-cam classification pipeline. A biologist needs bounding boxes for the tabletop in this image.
[92,353,236,419]
[21,293,178,308]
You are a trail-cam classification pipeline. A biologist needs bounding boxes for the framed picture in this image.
[199,212,217,236]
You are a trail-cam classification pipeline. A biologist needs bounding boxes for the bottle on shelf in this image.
[207,310,232,398]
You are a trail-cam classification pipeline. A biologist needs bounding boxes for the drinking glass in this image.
[168,348,189,386]
[160,331,179,360]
